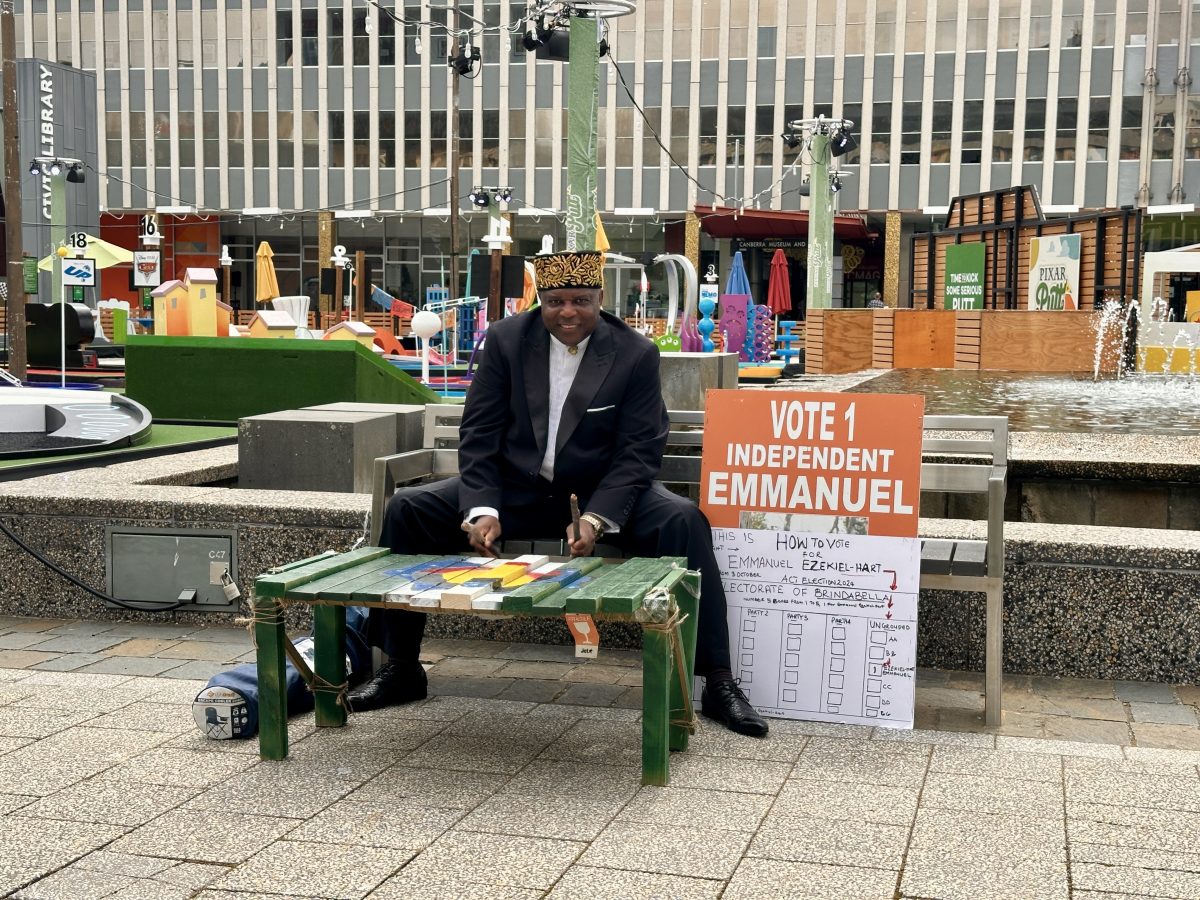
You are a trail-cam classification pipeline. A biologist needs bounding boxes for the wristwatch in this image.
[579,513,608,538]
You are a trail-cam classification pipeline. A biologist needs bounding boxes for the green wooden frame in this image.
[253,551,700,786]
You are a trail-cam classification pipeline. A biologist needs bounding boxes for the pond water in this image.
[857,369,1200,434]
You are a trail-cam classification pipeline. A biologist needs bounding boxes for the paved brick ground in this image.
[2,614,1200,899]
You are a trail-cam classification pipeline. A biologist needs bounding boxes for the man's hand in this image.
[461,515,501,557]
[566,519,598,558]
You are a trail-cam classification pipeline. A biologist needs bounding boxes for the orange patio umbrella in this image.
[255,241,281,304]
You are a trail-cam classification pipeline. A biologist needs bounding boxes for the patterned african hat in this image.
[533,251,604,291]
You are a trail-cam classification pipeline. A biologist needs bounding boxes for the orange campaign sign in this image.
[700,391,925,537]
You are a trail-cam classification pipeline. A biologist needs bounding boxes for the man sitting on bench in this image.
[349,250,768,738]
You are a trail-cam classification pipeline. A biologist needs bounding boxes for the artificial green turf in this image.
[0,424,236,471]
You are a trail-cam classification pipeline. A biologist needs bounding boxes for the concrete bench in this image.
[373,404,1009,725]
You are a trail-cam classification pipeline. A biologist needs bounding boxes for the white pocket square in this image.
[586,405,615,413]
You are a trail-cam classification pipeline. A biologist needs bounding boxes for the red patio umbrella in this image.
[767,248,792,316]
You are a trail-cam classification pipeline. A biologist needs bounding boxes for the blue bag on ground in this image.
[191,607,373,739]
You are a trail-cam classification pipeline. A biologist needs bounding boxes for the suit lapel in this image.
[524,318,551,460]
[555,317,615,457]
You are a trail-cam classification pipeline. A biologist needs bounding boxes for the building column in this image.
[883,210,902,307]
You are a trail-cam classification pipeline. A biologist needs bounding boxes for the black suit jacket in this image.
[457,309,670,527]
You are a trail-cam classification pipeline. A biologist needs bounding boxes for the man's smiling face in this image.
[540,288,601,346]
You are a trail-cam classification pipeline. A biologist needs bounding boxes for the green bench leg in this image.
[641,620,672,786]
[313,604,348,728]
[669,571,700,753]
[254,596,289,760]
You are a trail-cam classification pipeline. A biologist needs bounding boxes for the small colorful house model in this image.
[247,309,298,339]
[323,320,377,349]
[151,280,189,336]
[216,300,233,337]
[184,268,220,336]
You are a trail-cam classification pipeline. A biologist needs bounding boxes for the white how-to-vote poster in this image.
[711,527,921,729]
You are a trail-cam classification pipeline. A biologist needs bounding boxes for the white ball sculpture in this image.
[410,309,442,383]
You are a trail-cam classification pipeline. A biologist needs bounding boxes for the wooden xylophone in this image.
[252,549,702,785]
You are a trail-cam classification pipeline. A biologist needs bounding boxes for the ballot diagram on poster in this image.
[700,391,926,730]
[712,527,919,728]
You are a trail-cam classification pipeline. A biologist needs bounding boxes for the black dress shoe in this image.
[346,661,428,712]
[701,677,769,738]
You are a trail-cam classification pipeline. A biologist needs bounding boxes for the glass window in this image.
[758,26,778,57]
[840,103,862,164]
[875,0,895,54]
[1088,96,1110,160]
[352,9,370,64]
[379,4,396,65]
[226,10,243,67]
[1153,94,1175,159]
[534,109,554,167]
[755,105,775,165]
[844,0,865,54]
[301,111,319,167]
[277,10,293,65]
[997,0,1019,49]
[1056,98,1077,160]
[815,0,835,52]
[905,0,925,54]
[329,111,344,167]
[900,101,921,164]
[329,9,344,65]
[1062,0,1083,47]
[935,0,957,53]
[930,100,952,162]
[1121,96,1143,159]
[1158,0,1181,45]
[871,101,891,163]
[300,9,319,65]
[962,99,983,163]
[228,112,244,166]
[253,111,271,168]
[1127,0,1148,46]
[278,112,294,167]
[670,107,689,163]
[785,7,805,56]
[176,11,194,67]
[672,0,692,56]
[726,106,746,167]
[1186,96,1200,159]
[1023,99,1046,161]
[965,0,987,51]
[698,106,718,166]
[1094,0,1116,47]
[353,111,371,166]
[992,98,1014,161]
[642,107,661,167]
[200,10,218,66]
[177,111,195,167]
[203,111,220,167]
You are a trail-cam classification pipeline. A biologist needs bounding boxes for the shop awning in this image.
[695,205,876,241]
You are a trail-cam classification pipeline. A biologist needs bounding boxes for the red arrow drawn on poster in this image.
[885,610,892,619]
[883,569,897,590]
[884,656,892,668]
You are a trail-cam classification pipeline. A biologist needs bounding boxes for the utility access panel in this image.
[107,527,239,611]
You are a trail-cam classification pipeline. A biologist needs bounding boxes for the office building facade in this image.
[8,0,1198,309]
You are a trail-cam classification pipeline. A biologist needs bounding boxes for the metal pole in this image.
[2,5,27,377]
[806,131,833,309]
[354,249,366,320]
[447,8,461,300]
[486,194,503,322]
[52,173,66,388]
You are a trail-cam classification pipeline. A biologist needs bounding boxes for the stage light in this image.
[798,178,810,197]
[470,188,490,209]
[781,131,802,150]
[830,174,842,193]
[48,162,62,177]
[497,187,512,204]
[523,29,543,51]
[66,163,86,184]
[829,129,857,157]
[29,161,40,176]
